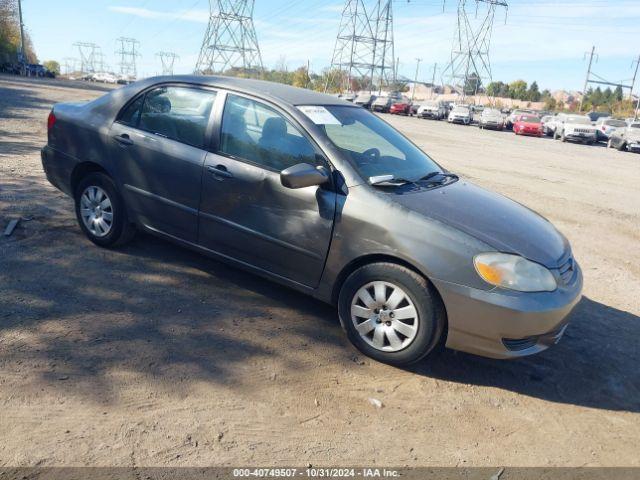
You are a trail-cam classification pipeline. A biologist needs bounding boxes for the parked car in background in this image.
[607,122,640,153]
[540,115,554,136]
[354,94,376,110]
[544,113,566,137]
[417,100,447,120]
[595,117,627,141]
[478,108,504,130]
[372,96,393,113]
[506,109,535,129]
[554,114,597,144]
[41,75,582,366]
[389,99,412,115]
[341,93,357,103]
[448,105,473,125]
[587,111,611,123]
[513,114,543,137]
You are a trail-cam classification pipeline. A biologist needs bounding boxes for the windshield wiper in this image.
[419,171,459,182]
[368,175,414,186]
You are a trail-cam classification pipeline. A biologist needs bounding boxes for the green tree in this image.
[291,66,309,88]
[43,60,60,76]
[613,86,624,102]
[508,80,528,100]
[527,81,541,102]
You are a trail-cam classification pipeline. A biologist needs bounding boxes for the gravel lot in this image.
[1,75,639,467]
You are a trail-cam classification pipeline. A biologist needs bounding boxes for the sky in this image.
[21,0,640,92]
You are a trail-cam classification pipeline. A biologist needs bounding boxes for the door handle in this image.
[114,134,134,146]
[207,165,233,178]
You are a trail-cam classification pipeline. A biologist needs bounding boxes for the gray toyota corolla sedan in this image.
[41,76,583,366]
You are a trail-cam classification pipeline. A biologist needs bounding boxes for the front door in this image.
[198,93,336,287]
[110,85,217,242]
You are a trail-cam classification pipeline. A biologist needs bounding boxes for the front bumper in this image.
[565,132,596,142]
[449,117,470,124]
[433,262,583,359]
[627,142,640,152]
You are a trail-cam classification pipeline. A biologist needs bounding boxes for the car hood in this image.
[391,180,568,267]
[565,123,596,130]
[625,130,640,141]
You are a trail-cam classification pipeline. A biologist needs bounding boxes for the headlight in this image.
[474,253,557,292]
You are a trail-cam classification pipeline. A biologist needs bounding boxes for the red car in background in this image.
[390,100,412,115]
[513,114,543,137]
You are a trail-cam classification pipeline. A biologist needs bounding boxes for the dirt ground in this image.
[1,75,639,468]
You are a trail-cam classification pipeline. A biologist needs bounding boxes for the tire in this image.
[618,141,627,152]
[74,172,136,248]
[338,262,445,366]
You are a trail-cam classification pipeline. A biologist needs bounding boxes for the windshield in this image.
[631,123,640,129]
[482,109,501,116]
[566,116,591,124]
[318,106,441,181]
[605,119,627,127]
[424,101,438,107]
[452,106,469,114]
[519,115,541,123]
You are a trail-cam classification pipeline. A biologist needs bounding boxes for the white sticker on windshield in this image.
[297,105,342,125]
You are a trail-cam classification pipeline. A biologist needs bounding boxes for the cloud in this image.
[108,6,209,23]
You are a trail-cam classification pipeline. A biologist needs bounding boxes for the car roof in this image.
[139,75,353,107]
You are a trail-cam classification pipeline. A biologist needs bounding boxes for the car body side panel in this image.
[315,184,495,305]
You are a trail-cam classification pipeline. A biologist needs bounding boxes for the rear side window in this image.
[135,86,216,148]
[118,96,144,127]
[219,94,317,171]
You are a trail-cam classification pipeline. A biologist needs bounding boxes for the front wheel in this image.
[338,263,445,366]
[74,172,136,247]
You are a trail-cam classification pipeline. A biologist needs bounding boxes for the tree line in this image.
[0,0,37,64]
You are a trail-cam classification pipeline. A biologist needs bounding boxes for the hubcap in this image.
[80,186,113,238]
[350,281,419,352]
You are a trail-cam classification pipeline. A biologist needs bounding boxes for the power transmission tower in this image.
[441,0,508,101]
[73,42,100,75]
[116,37,141,80]
[579,47,640,111]
[195,0,263,76]
[157,52,180,76]
[326,0,395,94]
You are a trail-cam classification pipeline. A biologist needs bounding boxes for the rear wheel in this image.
[338,263,445,366]
[74,172,135,247]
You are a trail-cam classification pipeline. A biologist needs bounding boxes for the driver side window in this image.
[219,94,317,171]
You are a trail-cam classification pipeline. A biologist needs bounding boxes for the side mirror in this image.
[280,163,330,189]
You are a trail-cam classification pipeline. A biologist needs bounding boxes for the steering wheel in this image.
[361,147,381,162]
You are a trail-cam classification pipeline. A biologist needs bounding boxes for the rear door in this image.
[109,85,217,242]
[198,92,336,287]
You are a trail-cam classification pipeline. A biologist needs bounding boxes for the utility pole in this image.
[431,62,437,98]
[411,58,422,102]
[580,46,596,112]
[631,54,640,100]
[17,0,26,72]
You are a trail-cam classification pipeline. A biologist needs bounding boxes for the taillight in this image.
[47,111,56,130]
